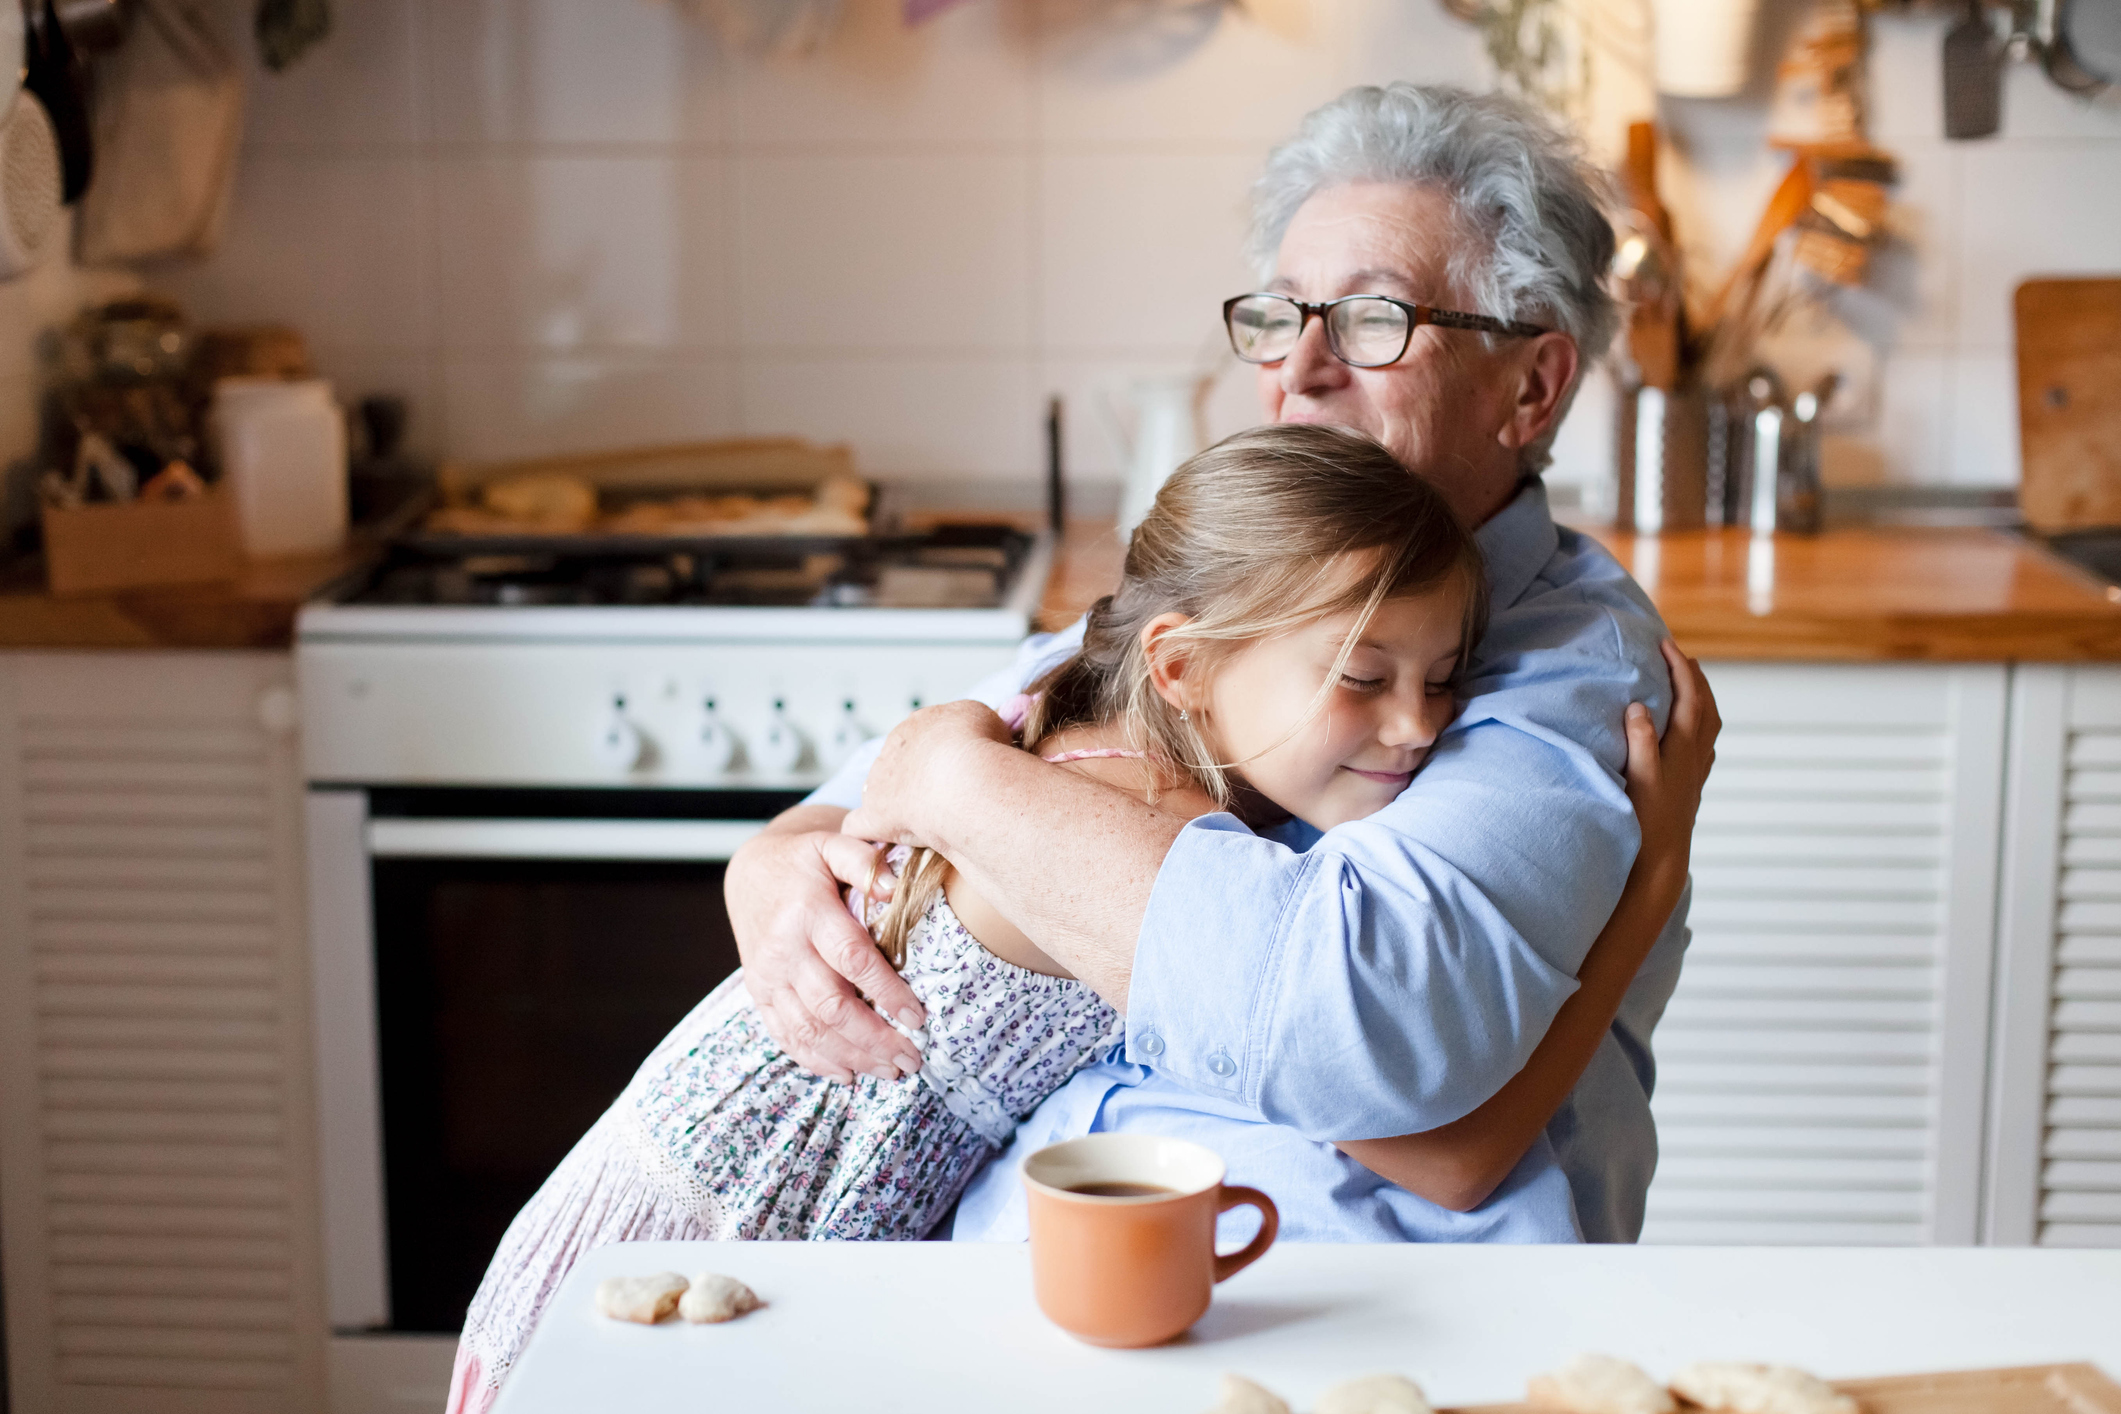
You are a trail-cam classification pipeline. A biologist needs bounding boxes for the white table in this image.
[492,1242,2121,1413]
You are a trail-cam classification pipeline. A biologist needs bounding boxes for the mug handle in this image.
[1212,1185,1279,1283]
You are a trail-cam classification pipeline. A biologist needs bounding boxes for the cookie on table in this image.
[1314,1372,1435,1414]
[1528,1353,1677,1414]
[593,1272,688,1325]
[1667,1362,1860,1414]
[679,1272,760,1324]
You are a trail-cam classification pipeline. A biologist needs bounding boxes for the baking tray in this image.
[395,479,890,560]
[1451,1362,2121,1414]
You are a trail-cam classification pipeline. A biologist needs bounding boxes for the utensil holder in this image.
[42,491,241,595]
[1613,381,1710,534]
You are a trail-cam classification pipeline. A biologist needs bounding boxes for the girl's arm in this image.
[1336,640,1720,1214]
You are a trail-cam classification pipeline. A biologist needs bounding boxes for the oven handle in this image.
[366,817,766,861]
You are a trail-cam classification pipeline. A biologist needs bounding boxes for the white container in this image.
[210,377,348,558]
[1103,371,1212,540]
[1650,0,1762,97]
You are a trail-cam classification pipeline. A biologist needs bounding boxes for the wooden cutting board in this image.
[1448,1361,2121,1414]
[2017,278,2121,532]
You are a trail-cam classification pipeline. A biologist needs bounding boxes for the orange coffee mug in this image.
[1022,1133,1278,1348]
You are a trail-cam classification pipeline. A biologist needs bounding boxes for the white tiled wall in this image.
[7,0,2120,503]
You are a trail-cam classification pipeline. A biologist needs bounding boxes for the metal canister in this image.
[1613,379,1710,534]
[1733,368,1829,536]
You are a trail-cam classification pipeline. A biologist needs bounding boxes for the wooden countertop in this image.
[1042,520,2121,662]
[8,518,2120,661]
[0,547,372,651]
[1581,524,2121,661]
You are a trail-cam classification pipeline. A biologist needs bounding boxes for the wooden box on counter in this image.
[41,493,242,596]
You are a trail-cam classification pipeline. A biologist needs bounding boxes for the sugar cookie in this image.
[1527,1353,1677,1414]
[1314,1372,1435,1414]
[593,1272,687,1324]
[1667,1362,1859,1414]
[678,1272,761,1324]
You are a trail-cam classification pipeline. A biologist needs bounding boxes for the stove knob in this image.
[820,698,873,771]
[697,698,741,775]
[594,702,647,772]
[752,698,808,776]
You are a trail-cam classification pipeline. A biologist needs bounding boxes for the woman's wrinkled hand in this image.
[841,699,1015,851]
[1622,638,1721,875]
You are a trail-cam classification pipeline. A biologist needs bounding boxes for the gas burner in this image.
[341,523,1038,611]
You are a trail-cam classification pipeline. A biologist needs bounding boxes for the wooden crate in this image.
[42,492,242,596]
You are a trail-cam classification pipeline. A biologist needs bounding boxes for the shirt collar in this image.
[1475,478,1560,610]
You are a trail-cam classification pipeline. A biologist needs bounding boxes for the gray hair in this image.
[1247,84,1619,474]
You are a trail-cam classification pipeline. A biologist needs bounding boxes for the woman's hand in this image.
[1623,638,1721,882]
[725,806,926,1085]
[843,700,1016,852]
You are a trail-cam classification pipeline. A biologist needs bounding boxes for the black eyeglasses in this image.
[1222,292,1551,368]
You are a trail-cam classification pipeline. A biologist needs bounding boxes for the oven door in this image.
[305,786,804,1334]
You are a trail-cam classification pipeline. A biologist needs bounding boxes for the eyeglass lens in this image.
[1225,294,1411,368]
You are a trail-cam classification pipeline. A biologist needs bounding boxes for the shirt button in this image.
[1207,1051,1237,1079]
[1136,1031,1166,1059]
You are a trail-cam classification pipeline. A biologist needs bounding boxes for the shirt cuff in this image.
[1125,813,1315,1111]
[802,736,884,811]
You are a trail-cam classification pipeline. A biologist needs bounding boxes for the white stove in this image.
[294,521,1054,1408]
[297,525,1052,790]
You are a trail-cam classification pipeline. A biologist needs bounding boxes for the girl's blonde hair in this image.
[873,422,1488,966]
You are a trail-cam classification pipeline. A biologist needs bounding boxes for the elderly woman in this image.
[733,83,1696,1245]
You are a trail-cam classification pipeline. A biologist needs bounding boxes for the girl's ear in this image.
[1139,612,1196,712]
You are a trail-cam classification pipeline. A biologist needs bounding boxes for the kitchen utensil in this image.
[2047,0,2121,94]
[1104,371,1209,539]
[2016,277,2121,533]
[1649,0,1761,97]
[0,89,63,278]
[1021,1134,1277,1349]
[24,0,91,201]
[1943,0,2003,139]
[1044,394,1064,538]
[1614,122,1682,392]
[1613,379,1709,534]
[210,377,348,558]
[1736,368,1828,536]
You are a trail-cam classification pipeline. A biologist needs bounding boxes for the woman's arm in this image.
[1337,640,1721,1213]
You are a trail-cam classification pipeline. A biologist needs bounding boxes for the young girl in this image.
[448,423,1708,1412]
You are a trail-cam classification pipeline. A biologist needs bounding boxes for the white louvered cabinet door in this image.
[0,652,326,1413]
[1640,663,2005,1246]
[1989,665,2121,1247]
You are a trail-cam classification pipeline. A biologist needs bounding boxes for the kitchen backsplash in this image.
[4,0,2118,506]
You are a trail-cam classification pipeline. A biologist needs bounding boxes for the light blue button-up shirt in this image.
[808,481,1691,1245]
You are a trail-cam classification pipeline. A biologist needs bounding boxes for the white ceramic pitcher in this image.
[1105,371,1213,539]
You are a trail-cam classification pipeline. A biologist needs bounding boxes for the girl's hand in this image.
[1623,638,1721,876]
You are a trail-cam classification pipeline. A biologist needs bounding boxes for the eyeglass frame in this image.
[1221,292,1553,369]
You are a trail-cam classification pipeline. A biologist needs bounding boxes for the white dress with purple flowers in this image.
[447,853,1123,1412]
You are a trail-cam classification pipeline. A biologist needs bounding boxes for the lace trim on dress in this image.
[614,1100,730,1233]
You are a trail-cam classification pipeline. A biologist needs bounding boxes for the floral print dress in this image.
[447,852,1123,1413]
